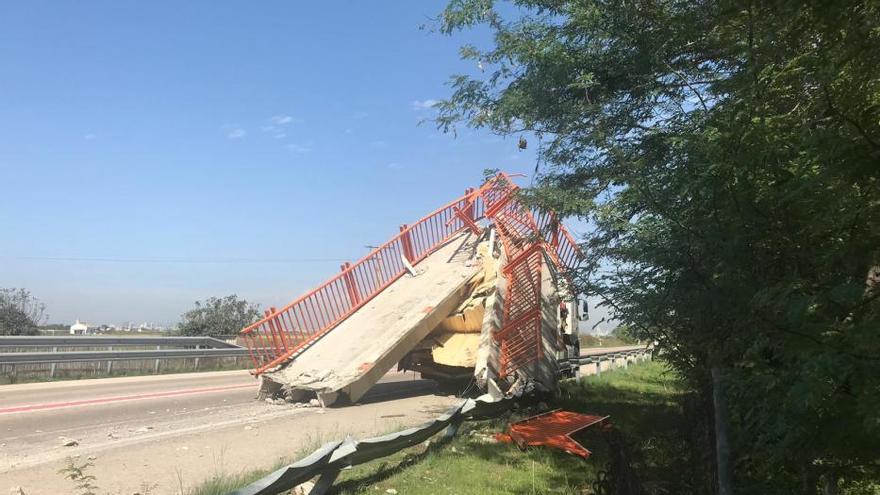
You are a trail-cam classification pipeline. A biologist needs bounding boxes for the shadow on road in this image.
[354,378,442,406]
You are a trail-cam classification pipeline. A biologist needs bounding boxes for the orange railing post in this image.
[341,262,360,307]
[399,224,415,263]
[463,187,475,220]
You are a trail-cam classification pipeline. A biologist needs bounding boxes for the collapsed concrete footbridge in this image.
[240,173,583,405]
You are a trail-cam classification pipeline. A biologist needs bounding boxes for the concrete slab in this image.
[262,232,481,404]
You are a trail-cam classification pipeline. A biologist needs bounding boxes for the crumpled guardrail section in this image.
[229,395,516,495]
[230,348,652,495]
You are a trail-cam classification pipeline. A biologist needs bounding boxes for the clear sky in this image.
[0,2,605,329]
[0,0,620,334]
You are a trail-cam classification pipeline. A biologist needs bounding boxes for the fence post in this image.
[154,345,161,374]
[50,346,57,378]
[463,187,475,220]
[311,469,341,494]
[341,262,360,307]
[265,307,287,355]
[399,224,415,263]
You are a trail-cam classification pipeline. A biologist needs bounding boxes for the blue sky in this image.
[0,1,563,326]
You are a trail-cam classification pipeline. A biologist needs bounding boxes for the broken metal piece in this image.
[496,409,609,458]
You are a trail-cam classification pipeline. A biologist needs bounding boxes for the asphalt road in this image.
[0,346,643,493]
[0,369,453,494]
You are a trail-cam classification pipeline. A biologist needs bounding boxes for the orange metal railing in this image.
[241,189,486,374]
[240,173,582,377]
[475,173,583,378]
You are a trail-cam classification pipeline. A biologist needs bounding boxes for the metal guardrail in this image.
[0,336,238,348]
[232,394,516,495]
[571,347,650,364]
[233,346,653,495]
[559,346,653,376]
[0,336,249,377]
[0,348,249,365]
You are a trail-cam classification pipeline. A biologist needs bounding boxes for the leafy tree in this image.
[438,0,880,492]
[0,288,46,336]
[609,324,637,344]
[177,295,261,337]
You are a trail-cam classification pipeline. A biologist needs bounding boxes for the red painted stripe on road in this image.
[0,383,256,415]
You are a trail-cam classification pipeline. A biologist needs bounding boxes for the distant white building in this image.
[69,319,89,335]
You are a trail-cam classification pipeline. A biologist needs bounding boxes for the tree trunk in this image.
[712,366,733,495]
[822,470,838,495]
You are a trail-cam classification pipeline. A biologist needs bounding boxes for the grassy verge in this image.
[188,465,288,495]
[330,360,699,494]
[189,360,704,495]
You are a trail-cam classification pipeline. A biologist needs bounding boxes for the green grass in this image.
[329,361,695,495]
[330,425,599,494]
[188,467,283,495]
[189,360,702,495]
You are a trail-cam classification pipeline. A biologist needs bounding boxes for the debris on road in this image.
[58,436,78,447]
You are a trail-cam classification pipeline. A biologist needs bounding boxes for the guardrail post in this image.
[399,224,415,263]
[50,346,57,378]
[106,346,113,374]
[154,345,161,374]
[194,345,200,370]
[595,361,601,376]
[312,469,341,494]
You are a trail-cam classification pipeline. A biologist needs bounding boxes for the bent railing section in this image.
[475,173,583,378]
[241,189,487,375]
[240,173,583,376]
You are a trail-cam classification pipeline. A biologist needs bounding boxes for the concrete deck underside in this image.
[262,232,480,404]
